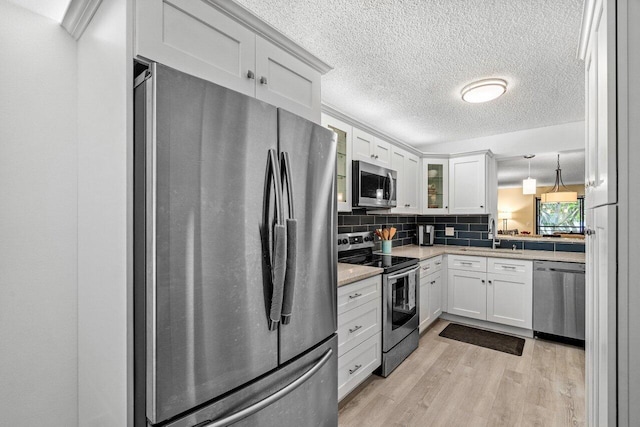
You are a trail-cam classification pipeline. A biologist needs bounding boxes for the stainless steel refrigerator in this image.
[133,63,338,427]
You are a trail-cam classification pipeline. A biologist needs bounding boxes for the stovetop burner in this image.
[337,231,418,274]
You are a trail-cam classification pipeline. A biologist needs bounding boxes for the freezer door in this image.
[146,64,281,423]
[163,335,338,427]
[277,109,338,364]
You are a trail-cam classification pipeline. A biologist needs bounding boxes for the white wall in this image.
[77,0,133,424]
[420,121,585,158]
[0,1,78,425]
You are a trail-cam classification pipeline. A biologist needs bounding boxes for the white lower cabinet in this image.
[447,269,487,320]
[419,256,444,333]
[337,275,382,401]
[447,255,533,329]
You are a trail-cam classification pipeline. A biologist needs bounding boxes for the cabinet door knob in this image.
[585,229,596,236]
[488,280,492,284]
[375,155,379,159]
[445,206,448,209]
[247,70,255,79]
[481,279,485,283]
[370,154,375,158]
[260,76,268,85]
[480,205,484,208]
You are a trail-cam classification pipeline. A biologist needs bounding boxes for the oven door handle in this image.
[386,265,420,281]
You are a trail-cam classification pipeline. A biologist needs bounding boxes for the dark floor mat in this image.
[439,323,525,356]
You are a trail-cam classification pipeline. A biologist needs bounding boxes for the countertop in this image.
[337,263,384,287]
[498,235,585,244]
[388,245,586,263]
[337,245,585,287]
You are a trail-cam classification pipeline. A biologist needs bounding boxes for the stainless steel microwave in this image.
[352,161,397,209]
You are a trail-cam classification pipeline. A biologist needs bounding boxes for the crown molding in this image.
[204,0,333,74]
[321,104,424,157]
[577,0,596,60]
[61,0,102,40]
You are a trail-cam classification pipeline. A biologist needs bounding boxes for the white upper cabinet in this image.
[254,37,321,122]
[352,130,391,168]
[448,154,488,214]
[135,0,324,122]
[372,138,392,167]
[422,158,449,215]
[352,128,376,163]
[391,146,420,214]
[321,113,353,212]
[584,0,617,208]
[136,0,256,96]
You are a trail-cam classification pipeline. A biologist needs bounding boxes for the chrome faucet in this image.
[489,218,500,249]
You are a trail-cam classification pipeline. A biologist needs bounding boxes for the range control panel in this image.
[337,231,375,251]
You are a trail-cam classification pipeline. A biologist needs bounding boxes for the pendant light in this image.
[522,154,536,195]
[541,154,578,203]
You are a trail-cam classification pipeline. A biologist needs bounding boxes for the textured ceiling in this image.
[497,151,584,188]
[235,0,585,149]
[6,0,71,22]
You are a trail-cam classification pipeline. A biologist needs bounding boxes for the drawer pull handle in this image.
[501,265,517,270]
[461,262,472,266]
[435,262,442,265]
[349,364,363,375]
[422,266,430,270]
[349,325,362,334]
[349,293,362,299]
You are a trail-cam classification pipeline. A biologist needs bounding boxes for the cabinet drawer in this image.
[419,255,444,278]
[487,258,532,276]
[338,334,381,401]
[337,275,381,315]
[337,299,381,357]
[448,255,486,272]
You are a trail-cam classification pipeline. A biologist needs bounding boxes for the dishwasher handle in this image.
[546,268,585,274]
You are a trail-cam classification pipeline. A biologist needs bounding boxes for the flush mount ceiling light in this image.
[461,78,508,103]
[541,154,578,203]
[522,154,537,195]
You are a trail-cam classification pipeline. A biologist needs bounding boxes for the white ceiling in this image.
[235,0,585,149]
[6,0,71,22]
[497,151,584,188]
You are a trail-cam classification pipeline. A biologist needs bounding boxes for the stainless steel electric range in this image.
[337,231,420,377]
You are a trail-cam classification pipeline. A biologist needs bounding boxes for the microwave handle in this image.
[387,172,395,203]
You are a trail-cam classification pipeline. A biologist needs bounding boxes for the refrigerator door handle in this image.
[265,149,286,331]
[201,348,333,427]
[280,152,295,218]
[280,152,297,325]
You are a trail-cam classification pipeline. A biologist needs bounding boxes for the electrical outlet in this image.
[445,227,455,237]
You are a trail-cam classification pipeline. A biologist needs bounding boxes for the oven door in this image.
[382,265,420,352]
[353,161,397,208]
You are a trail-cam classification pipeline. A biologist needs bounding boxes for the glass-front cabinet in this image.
[422,157,449,215]
[321,113,352,212]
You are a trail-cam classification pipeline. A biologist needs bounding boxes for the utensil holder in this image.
[382,240,392,254]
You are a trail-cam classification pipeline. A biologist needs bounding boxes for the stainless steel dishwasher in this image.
[533,260,586,341]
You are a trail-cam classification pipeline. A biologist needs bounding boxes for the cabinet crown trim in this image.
[61,0,103,40]
[204,0,333,74]
[577,0,596,60]
[322,104,423,157]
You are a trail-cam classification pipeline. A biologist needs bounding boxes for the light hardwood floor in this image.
[338,320,585,427]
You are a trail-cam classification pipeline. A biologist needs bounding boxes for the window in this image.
[535,197,584,235]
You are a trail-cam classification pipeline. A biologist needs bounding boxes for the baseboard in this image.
[439,313,534,338]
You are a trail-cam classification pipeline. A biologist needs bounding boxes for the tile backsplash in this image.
[337,211,585,253]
